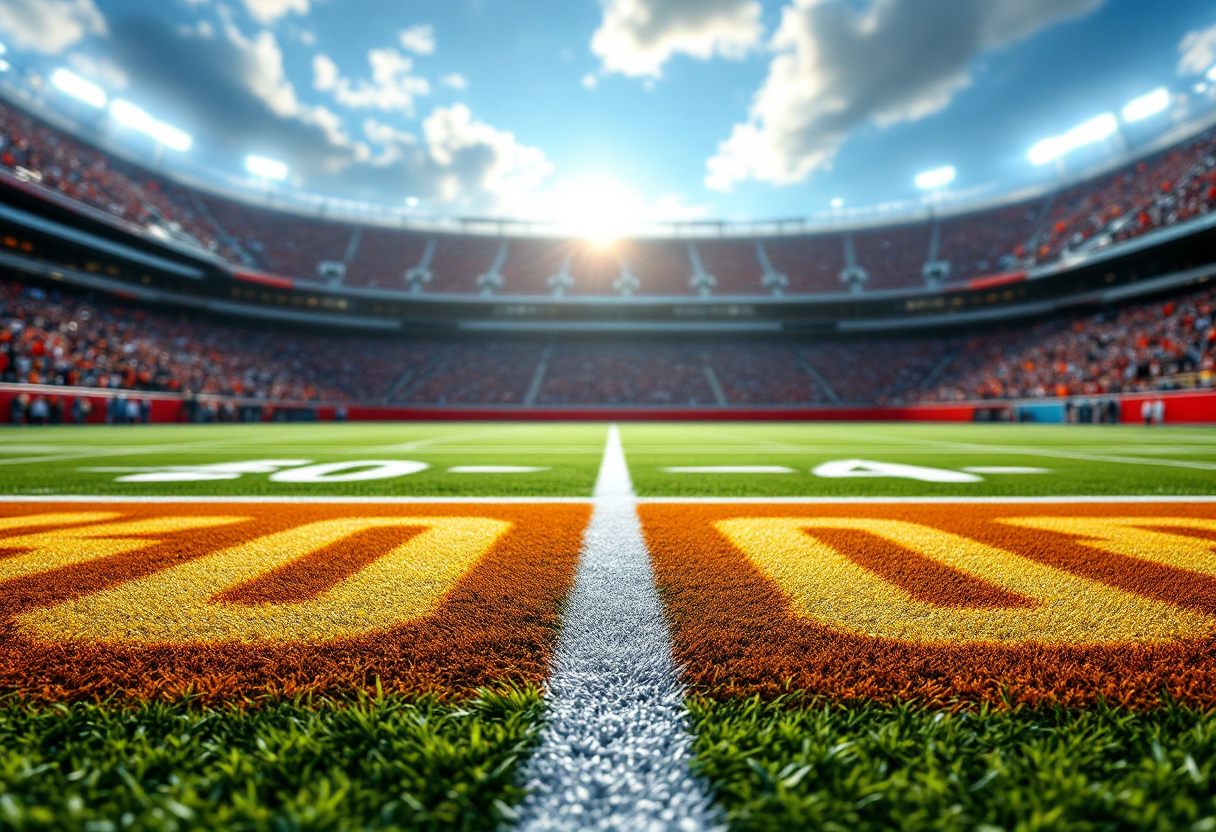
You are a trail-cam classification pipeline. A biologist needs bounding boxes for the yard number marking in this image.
[716,517,1215,644]
[16,516,510,643]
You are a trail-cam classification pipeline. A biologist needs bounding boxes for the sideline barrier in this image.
[0,383,1212,424]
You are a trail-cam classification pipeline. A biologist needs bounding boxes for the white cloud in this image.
[591,0,763,78]
[582,73,598,90]
[313,53,339,90]
[706,0,1104,191]
[1179,22,1216,76]
[0,0,105,54]
[441,73,468,90]
[398,24,436,56]
[241,0,309,25]
[216,12,365,165]
[313,47,430,114]
[422,103,553,205]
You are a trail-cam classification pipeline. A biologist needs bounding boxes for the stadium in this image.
[1,0,1216,829]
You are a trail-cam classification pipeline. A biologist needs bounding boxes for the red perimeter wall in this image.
[0,384,1212,425]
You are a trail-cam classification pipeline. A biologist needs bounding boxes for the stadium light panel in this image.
[1028,113,1118,165]
[110,99,192,151]
[830,198,844,208]
[1122,88,1170,123]
[0,60,9,74]
[1208,65,1216,82]
[245,154,288,181]
[914,165,956,190]
[51,68,107,109]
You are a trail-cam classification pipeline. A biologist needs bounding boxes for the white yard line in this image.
[2,494,1216,504]
[832,427,1216,472]
[515,426,718,832]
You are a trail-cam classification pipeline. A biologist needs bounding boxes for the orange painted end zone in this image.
[640,502,1216,708]
[0,502,589,702]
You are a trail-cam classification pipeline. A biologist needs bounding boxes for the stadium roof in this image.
[2,0,1215,236]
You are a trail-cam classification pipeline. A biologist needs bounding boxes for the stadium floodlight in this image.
[915,165,956,190]
[1122,88,1170,123]
[110,99,192,151]
[245,154,288,181]
[830,198,844,209]
[0,60,9,74]
[1207,65,1216,82]
[51,68,107,109]
[1028,113,1118,165]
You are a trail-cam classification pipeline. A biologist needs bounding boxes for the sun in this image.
[548,176,639,247]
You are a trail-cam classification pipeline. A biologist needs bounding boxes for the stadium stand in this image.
[344,227,433,290]
[918,285,1216,401]
[7,94,1216,297]
[762,235,848,294]
[1028,132,1216,263]
[937,199,1042,281]
[0,101,232,259]
[0,276,412,402]
[537,343,717,404]
[194,194,354,282]
[1,268,1213,409]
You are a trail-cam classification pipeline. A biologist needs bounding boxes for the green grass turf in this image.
[0,688,543,832]
[0,423,605,497]
[1,421,1215,497]
[688,695,1216,832]
[623,422,1216,497]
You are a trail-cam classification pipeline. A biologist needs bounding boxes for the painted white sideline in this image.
[516,426,718,831]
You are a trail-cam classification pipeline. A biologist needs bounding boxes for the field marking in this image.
[3,494,1216,504]
[827,428,1216,472]
[663,465,795,474]
[516,426,717,831]
[446,466,550,473]
[961,466,1051,474]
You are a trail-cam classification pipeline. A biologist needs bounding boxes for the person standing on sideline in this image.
[1152,398,1165,425]
[9,393,26,426]
[1141,400,1153,426]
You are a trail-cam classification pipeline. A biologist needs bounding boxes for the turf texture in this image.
[0,688,542,832]
[4,421,1216,829]
[688,695,1216,832]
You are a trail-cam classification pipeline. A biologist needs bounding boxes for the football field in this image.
[1,421,1215,830]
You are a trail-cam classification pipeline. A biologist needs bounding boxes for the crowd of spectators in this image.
[1028,133,1216,263]
[394,343,543,404]
[804,339,960,404]
[2,271,1214,409]
[0,277,415,402]
[0,101,232,258]
[918,285,1216,401]
[537,344,716,405]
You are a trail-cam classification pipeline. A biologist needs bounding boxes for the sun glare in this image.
[552,177,637,247]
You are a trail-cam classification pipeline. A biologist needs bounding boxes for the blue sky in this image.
[1,0,1215,231]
